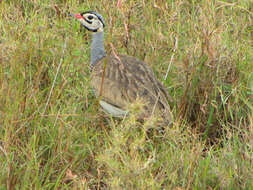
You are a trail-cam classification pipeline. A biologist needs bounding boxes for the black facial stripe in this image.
[84,17,92,24]
[81,23,98,32]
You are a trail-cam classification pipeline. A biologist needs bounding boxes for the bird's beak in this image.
[69,13,82,20]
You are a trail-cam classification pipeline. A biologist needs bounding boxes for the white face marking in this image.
[80,13,104,32]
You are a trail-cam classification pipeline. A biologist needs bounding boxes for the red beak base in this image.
[74,14,82,19]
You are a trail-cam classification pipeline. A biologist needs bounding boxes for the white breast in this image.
[99,100,129,118]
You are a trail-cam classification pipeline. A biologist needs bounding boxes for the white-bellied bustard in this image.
[70,11,173,125]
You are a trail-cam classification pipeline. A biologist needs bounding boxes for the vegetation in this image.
[0,0,252,189]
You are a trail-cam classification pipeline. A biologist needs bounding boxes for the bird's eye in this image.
[88,15,94,20]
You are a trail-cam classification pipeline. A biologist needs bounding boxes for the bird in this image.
[70,11,172,125]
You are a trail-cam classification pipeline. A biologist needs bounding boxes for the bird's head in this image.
[70,11,105,32]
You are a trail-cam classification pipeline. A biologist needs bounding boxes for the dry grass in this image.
[0,0,253,189]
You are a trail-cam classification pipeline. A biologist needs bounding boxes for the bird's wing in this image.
[91,54,172,119]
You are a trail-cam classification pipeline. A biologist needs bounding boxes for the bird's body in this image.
[91,54,172,121]
[71,11,172,125]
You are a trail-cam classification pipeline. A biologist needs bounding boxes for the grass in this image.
[0,0,253,189]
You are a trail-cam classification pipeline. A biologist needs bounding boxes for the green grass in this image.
[0,0,253,189]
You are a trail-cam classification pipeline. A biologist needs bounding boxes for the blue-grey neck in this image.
[90,31,106,70]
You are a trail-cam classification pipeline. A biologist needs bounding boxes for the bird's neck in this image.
[91,31,106,70]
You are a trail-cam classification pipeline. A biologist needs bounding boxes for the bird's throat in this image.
[90,32,106,70]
